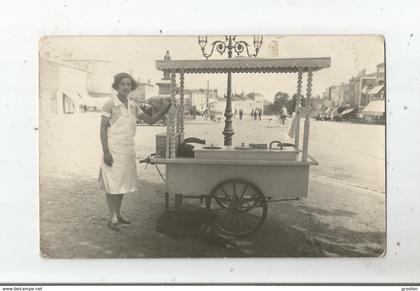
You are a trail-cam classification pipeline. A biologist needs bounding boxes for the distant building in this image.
[323,86,337,102]
[40,57,104,115]
[321,62,385,122]
[352,73,376,109]
[330,86,341,106]
[363,63,385,122]
[246,92,265,114]
[363,99,385,123]
[231,92,254,115]
[339,83,352,106]
[61,58,113,97]
[130,78,154,104]
[325,83,352,107]
[325,68,379,111]
[367,63,385,100]
[376,63,385,85]
[322,89,330,100]
[182,88,218,113]
[205,90,266,121]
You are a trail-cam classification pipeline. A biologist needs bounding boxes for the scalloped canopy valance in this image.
[156,57,331,74]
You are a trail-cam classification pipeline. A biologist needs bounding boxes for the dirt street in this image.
[40,114,385,258]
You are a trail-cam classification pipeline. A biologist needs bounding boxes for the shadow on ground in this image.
[40,174,385,258]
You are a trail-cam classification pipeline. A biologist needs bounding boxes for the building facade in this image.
[40,57,93,115]
[330,86,340,106]
[323,63,385,114]
[130,79,154,104]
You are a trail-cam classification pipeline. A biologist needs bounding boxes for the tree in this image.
[273,91,290,114]
[289,93,305,113]
[263,102,276,115]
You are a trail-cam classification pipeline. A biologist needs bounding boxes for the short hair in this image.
[112,72,138,91]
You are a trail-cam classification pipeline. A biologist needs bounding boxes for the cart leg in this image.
[200,196,205,208]
[165,192,169,212]
[205,196,211,210]
[175,194,182,210]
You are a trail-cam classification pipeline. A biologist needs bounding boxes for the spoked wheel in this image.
[208,178,268,237]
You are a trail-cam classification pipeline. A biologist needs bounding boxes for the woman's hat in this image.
[112,72,138,91]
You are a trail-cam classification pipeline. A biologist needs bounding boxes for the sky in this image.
[40,36,384,101]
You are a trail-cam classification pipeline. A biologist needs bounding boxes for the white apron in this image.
[98,103,138,195]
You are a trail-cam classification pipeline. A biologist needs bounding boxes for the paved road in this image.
[40,114,385,257]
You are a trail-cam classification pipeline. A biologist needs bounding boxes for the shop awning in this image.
[75,90,108,107]
[363,100,385,116]
[368,85,384,95]
[340,108,355,116]
[61,89,83,101]
[156,57,331,74]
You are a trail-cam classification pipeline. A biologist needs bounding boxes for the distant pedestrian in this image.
[280,106,288,126]
[239,109,243,120]
[250,109,254,119]
[253,110,257,120]
[258,110,262,120]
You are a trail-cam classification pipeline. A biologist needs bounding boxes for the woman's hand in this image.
[163,100,172,114]
[104,151,113,167]
[138,99,173,125]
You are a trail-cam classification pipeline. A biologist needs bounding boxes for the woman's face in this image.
[117,77,132,97]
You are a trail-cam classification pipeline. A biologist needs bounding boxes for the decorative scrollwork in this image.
[216,42,226,54]
[198,35,263,59]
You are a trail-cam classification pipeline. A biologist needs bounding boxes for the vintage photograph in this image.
[39,35,385,258]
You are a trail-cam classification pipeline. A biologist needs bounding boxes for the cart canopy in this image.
[156,57,331,74]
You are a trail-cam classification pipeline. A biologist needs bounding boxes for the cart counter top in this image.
[150,155,318,166]
[193,145,299,161]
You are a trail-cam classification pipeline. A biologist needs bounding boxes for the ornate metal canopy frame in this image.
[155,57,331,160]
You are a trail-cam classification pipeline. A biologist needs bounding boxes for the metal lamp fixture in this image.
[198,36,208,50]
[253,35,263,51]
[198,35,263,59]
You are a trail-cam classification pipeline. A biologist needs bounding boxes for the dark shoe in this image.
[108,219,120,231]
[117,216,131,224]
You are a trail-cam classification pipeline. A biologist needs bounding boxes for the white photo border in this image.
[0,0,419,284]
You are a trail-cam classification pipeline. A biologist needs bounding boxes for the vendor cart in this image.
[146,56,331,236]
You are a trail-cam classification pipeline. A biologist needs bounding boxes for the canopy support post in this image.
[302,70,313,162]
[179,70,185,143]
[168,71,177,159]
[294,70,303,149]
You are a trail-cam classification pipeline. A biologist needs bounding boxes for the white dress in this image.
[98,94,138,195]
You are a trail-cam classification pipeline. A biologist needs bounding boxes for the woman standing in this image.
[99,72,171,231]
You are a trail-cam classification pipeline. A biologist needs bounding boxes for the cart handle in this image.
[139,153,155,165]
[184,137,206,144]
[139,153,166,183]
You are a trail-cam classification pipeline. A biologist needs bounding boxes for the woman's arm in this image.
[138,102,172,125]
[100,116,113,166]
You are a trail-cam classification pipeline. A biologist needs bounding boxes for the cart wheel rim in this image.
[209,178,267,237]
